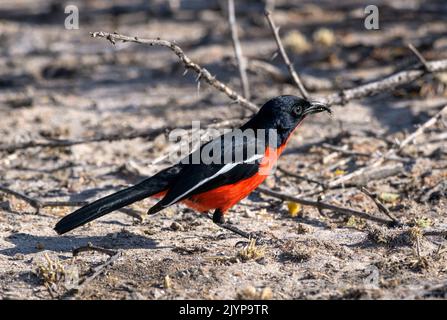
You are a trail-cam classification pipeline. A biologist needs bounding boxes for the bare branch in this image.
[0,185,143,221]
[0,185,42,210]
[3,33,447,156]
[264,0,275,12]
[92,32,447,110]
[257,186,392,225]
[0,185,87,213]
[0,126,169,152]
[329,105,447,187]
[323,59,447,106]
[68,245,122,294]
[264,11,310,99]
[321,143,371,158]
[359,187,401,225]
[277,166,326,187]
[0,118,244,152]
[246,58,335,91]
[408,43,431,71]
[79,253,121,287]
[321,143,411,162]
[73,243,117,257]
[396,104,447,152]
[228,0,250,99]
[90,31,258,112]
[342,163,404,186]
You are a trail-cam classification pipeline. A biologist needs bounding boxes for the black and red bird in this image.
[55,95,330,238]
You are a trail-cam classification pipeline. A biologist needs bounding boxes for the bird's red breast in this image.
[152,135,292,214]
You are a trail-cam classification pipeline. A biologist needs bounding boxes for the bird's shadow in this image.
[0,230,164,257]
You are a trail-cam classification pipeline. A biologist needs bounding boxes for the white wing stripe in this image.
[163,154,264,207]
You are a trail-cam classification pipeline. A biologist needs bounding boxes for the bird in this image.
[54,95,330,239]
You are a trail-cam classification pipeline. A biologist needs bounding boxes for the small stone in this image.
[260,287,273,300]
[13,253,24,260]
[164,275,172,289]
[170,221,184,231]
[243,209,255,218]
[238,286,257,299]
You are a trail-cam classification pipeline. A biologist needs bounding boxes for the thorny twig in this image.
[265,11,310,99]
[2,35,447,153]
[228,0,250,99]
[90,31,259,112]
[3,30,447,235]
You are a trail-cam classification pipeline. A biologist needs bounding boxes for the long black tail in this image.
[54,165,181,234]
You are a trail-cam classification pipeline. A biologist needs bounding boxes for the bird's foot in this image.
[210,210,273,245]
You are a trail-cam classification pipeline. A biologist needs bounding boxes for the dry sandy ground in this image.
[1,0,447,299]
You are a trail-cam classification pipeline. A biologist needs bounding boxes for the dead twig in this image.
[323,59,447,106]
[321,144,410,163]
[321,143,371,158]
[0,126,169,152]
[0,185,42,210]
[4,37,447,154]
[277,166,326,187]
[343,163,404,186]
[228,0,250,99]
[0,185,88,213]
[90,31,258,112]
[69,244,122,292]
[257,186,392,225]
[0,185,143,221]
[396,104,447,152]
[264,11,310,99]
[285,164,404,197]
[246,59,334,91]
[408,43,431,71]
[359,187,402,226]
[0,118,245,152]
[73,243,117,257]
[264,0,275,12]
[329,105,446,187]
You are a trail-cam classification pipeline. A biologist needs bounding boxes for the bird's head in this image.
[259,95,330,128]
[247,95,330,129]
[242,95,331,147]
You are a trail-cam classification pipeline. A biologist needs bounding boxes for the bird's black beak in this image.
[304,101,331,115]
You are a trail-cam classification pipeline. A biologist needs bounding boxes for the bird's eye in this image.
[292,105,302,116]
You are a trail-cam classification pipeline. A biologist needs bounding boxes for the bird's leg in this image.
[211,210,266,244]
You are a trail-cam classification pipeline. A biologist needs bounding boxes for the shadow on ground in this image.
[0,230,161,256]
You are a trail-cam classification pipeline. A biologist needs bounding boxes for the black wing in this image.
[148,130,265,213]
